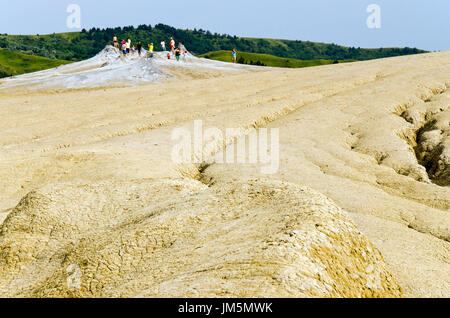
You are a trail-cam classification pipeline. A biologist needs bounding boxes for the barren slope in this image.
[0,50,448,297]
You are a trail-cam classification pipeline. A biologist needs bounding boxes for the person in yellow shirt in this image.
[146,43,154,58]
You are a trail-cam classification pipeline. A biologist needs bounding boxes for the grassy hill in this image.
[200,50,356,68]
[0,24,427,63]
[0,48,71,78]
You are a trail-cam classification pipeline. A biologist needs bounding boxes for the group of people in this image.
[112,35,188,61]
[112,35,238,64]
[113,36,148,57]
[167,38,188,62]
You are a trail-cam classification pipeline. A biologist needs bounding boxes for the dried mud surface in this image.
[0,50,449,297]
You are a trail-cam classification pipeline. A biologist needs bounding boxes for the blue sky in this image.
[2,0,449,51]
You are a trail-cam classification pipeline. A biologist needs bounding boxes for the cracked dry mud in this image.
[0,50,449,297]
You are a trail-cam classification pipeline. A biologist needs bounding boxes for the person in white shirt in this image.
[126,39,131,54]
[179,42,187,61]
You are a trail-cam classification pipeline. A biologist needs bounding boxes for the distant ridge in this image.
[0,24,426,62]
[200,50,356,68]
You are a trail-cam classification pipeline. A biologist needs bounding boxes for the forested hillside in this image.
[0,24,426,62]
